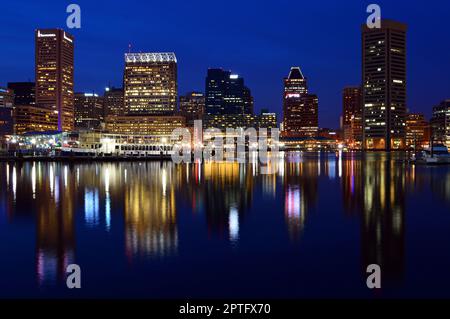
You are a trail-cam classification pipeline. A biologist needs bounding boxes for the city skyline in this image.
[1,1,450,128]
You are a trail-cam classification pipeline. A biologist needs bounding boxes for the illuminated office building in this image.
[35,29,74,132]
[205,68,253,115]
[13,105,58,135]
[104,87,124,117]
[203,111,277,132]
[124,52,177,115]
[362,20,407,150]
[259,109,278,129]
[105,115,185,136]
[179,91,205,126]
[431,100,450,147]
[74,92,104,130]
[282,67,318,138]
[5,82,57,135]
[405,113,429,150]
[342,87,363,148]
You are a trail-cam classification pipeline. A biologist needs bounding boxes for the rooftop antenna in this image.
[128,43,132,53]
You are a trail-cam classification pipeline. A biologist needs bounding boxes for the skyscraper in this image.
[35,29,74,132]
[431,100,450,147]
[205,68,253,115]
[179,91,205,126]
[362,20,407,150]
[124,52,177,115]
[282,67,318,137]
[342,87,363,148]
[74,92,104,130]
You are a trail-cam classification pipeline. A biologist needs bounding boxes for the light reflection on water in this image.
[0,152,450,297]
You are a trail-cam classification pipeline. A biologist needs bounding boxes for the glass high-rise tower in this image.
[205,68,253,115]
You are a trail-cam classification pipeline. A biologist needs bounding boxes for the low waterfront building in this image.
[280,136,336,151]
[203,111,278,132]
[105,115,185,136]
[13,105,58,135]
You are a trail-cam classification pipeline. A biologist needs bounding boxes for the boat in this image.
[415,144,450,164]
[59,131,178,158]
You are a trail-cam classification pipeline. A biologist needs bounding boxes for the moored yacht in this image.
[416,144,450,164]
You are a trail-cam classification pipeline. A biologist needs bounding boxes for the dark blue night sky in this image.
[1,0,449,128]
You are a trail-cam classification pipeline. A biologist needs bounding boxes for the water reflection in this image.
[0,153,450,290]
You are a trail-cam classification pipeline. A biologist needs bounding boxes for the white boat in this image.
[59,132,178,158]
[416,144,450,164]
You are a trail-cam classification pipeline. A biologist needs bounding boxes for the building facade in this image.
[179,92,205,126]
[104,87,124,117]
[13,105,58,135]
[362,20,407,150]
[342,87,363,148]
[35,29,74,132]
[431,100,450,147]
[282,67,318,138]
[0,88,14,135]
[74,93,104,130]
[124,52,177,115]
[105,115,185,136]
[0,87,14,108]
[203,111,277,132]
[7,82,35,106]
[205,68,253,115]
[405,113,429,150]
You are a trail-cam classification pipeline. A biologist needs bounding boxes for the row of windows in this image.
[116,145,173,151]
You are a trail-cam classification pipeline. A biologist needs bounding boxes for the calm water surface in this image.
[0,152,450,298]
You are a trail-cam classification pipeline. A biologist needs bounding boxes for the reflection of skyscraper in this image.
[283,160,318,240]
[341,154,364,216]
[201,162,253,239]
[36,163,75,285]
[360,155,405,283]
[124,163,177,258]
